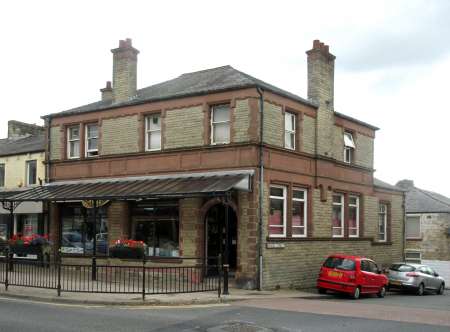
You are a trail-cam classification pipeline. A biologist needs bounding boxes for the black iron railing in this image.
[0,251,224,299]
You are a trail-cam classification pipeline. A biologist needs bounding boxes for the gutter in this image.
[256,87,264,291]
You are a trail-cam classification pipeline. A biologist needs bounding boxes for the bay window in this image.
[211,104,230,144]
[292,188,307,237]
[284,112,296,150]
[348,195,359,237]
[67,125,80,159]
[332,194,344,237]
[85,123,99,157]
[145,114,161,151]
[269,185,286,237]
[378,203,388,242]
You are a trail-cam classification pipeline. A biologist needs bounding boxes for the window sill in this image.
[406,238,423,241]
[266,237,373,242]
[371,241,393,246]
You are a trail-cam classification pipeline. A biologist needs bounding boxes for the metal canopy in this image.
[5,171,253,202]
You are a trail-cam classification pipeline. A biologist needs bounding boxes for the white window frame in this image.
[378,203,388,242]
[67,125,80,159]
[405,214,421,239]
[25,160,37,186]
[269,185,287,238]
[404,250,422,263]
[284,112,296,150]
[348,195,360,238]
[343,131,355,164]
[292,188,307,237]
[210,104,231,145]
[85,123,99,158]
[145,114,162,151]
[332,194,344,238]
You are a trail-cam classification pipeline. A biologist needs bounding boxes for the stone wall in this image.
[107,201,130,246]
[101,115,139,155]
[263,101,283,147]
[302,115,316,154]
[232,99,251,143]
[164,106,204,149]
[355,133,374,168]
[179,198,203,258]
[406,213,450,261]
[49,126,61,160]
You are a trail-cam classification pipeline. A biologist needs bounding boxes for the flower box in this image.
[109,246,144,259]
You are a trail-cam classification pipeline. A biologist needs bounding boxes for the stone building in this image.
[9,39,405,289]
[0,121,46,240]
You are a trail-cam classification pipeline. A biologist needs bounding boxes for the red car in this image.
[317,254,388,299]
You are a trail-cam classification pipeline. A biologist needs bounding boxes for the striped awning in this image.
[5,171,253,202]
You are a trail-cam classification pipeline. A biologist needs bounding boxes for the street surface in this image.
[0,291,449,331]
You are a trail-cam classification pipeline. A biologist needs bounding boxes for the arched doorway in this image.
[204,203,237,275]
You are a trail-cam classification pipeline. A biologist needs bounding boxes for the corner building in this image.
[27,39,404,289]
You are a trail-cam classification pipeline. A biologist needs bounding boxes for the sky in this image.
[0,0,449,196]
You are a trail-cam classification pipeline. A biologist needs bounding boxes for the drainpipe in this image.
[256,87,264,291]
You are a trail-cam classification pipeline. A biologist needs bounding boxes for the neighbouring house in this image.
[7,39,405,289]
[0,121,46,240]
[396,179,450,284]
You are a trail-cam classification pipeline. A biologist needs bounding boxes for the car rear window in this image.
[323,257,356,271]
[390,264,415,272]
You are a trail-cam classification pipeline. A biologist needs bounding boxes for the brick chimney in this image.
[100,81,113,102]
[306,40,336,157]
[111,38,139,103]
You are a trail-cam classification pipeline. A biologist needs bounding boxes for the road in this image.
[0,292,449,331]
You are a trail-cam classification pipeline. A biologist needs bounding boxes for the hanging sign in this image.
[81,200,110,209]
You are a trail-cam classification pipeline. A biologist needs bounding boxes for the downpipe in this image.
[256,87,264,291]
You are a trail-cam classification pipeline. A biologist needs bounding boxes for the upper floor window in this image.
[269,185,287,237]
[292,188,307,237]
[211,104,230,145]
[406,215,421,239]
[85,123,99,157]
[348,195,360,237]
[332,194,344,237]
[0,164,4,187]
[67,125,80,159]
[378,203,388,242]
[284,112,296,150]
[26,160,37,186]
[343,131,355,163]
[145,114,161,151]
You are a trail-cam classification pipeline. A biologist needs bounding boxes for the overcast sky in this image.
[1,0,449,196]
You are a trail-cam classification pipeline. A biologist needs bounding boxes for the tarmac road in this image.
[0,291,449,332]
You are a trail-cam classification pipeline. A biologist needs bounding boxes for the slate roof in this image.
[44,66,316,118]
[374,178,404,192]
[404,187,450,214]
[0,133,45,157]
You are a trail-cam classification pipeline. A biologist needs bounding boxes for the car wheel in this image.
[377,286,386,298]
[416,283,425,296]
[317,287,327,294]
[352,287,361,300]
[437,284,445,295]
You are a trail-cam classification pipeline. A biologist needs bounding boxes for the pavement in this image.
[0,285,323,306]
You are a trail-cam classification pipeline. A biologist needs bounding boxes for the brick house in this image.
[0,121,46,240]
[10,39,405,290]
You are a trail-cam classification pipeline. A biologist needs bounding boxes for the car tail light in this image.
[406,272,419,277]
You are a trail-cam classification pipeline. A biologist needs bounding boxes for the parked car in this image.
[387,263,445,295]
[317,254,388,299]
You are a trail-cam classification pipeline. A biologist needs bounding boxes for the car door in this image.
[369,261,385,289]
[418,266,432,289]
[426,267,440,290]
[359,260,375,293]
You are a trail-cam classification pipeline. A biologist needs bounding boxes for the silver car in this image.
[387,263,445,295]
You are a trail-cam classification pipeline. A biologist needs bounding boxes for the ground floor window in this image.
[378,203,388,242]
[269,185,287,237]
[60,204,108,255]
[132,201,179,257]
[332,194,344,237]
[0,215,8,240]
[16,214,41,236]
